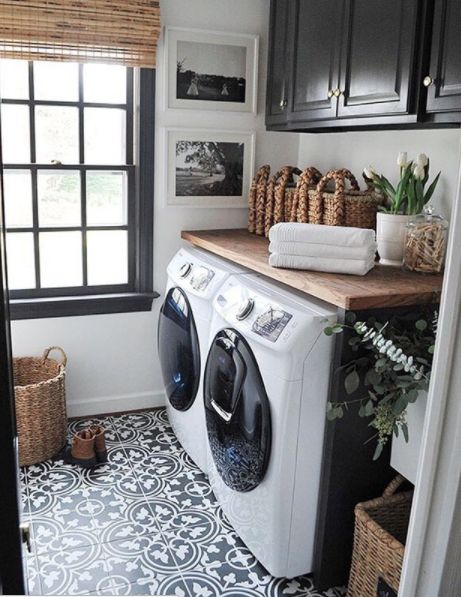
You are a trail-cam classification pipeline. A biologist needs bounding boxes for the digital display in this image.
[252,307,292,342]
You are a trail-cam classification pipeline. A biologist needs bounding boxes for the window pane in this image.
[0,59,29,99]
[84,108,125,165]
[38,171,81,227]
[86,171,127,226]
[34,62,79,101]
[0,105,30,163]
[35,106,79,164]
[40,231,82,288]
[3,170,33,228]
[6,233,35,289]
[87,230,128,285]
[83,64,127,104]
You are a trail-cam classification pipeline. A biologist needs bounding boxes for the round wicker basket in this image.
[14,346,68,467]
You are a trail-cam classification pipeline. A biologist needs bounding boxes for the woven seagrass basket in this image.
[347,475,413,597]
[309,168,382,229]
[290,166,323,224]
[14,346,68,467]
[263,166,301,236]
[248,164,271,235]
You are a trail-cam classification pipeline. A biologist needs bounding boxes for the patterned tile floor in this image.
[20,408,345,597]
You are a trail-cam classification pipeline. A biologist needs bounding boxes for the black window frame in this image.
[0,63,157,319]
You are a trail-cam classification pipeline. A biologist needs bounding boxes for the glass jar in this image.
[403,205,448,274]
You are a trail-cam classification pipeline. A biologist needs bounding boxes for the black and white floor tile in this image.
[21,408,345,597]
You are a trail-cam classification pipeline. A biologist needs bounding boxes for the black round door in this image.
[204,328,271,492]
[158,287,200,411]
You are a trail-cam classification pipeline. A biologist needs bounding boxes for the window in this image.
[0,60,156,318]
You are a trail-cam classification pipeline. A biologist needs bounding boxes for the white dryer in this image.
[157,247,246,473]
[203,275,336,578]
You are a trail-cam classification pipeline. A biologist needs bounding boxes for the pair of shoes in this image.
[65,425,108,468]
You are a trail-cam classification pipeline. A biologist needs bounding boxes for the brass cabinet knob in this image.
[327,89,334,99]
[423,75,434,87]
[333,88,342,97]
[279,98,288,109]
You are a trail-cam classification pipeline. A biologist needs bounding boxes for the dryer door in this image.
[204,328,271,492]
[158,287,200,411]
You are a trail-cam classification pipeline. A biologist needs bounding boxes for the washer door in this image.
[158,287,200,411]
[204,328,271,492]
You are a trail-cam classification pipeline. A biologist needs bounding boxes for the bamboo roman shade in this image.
[0,0,161,67]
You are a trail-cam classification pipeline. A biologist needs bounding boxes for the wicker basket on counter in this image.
[309,168,382,229]
[290,166,323,224]
[248,164,271,234]
[14,346,68,467]
[347,475,413,597]
[263,166,302,236]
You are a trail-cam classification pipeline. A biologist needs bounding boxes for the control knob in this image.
[236,298,255,321]
[179,262,192,278]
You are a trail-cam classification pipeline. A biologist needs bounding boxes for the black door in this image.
[266,0,293,126]
[290,0,342,122]
[0,104,27,594]
[204,329,271,493]
[425,0,461,114]
[337,0,418,118]
[158,287,200,412]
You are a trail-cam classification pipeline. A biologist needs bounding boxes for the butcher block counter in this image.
[181,228,443,311]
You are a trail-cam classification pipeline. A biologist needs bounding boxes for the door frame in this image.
[0,108,27,594]
[399,138,461,596]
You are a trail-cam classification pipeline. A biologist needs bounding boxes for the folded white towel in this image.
[269,240,377,261]
[269,222,376,247]
[269,253,375,276]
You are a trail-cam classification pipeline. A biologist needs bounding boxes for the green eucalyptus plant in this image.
[324,311,437,460]
[363,152,441,215]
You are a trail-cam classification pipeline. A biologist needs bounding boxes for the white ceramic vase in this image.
[376,212,412,266]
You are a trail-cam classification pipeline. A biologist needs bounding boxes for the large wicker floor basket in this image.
[347,475,413,597]
[14,346,68,467]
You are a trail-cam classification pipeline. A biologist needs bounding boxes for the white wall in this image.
[297,129,461,220]
[10,0,299,417]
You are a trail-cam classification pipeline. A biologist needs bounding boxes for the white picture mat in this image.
[165,128,255,208]
[165,27,259,113]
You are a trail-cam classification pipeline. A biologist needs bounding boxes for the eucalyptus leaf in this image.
[364,400,375,417]
[407,389,419,403]
[345,312,357,324]
[324,327,333,336]
[415,319,428,331]
[402,422,409,443]
[373,442,384,460]
[344,370,360,395]
[393,395,408,415]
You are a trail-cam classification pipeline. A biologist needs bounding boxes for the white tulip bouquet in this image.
[363,152,441,215]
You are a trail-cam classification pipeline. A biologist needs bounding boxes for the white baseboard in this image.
[67,390,166,418]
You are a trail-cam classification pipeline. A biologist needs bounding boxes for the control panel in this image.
[252,307,292,343]
[190,265,215,291]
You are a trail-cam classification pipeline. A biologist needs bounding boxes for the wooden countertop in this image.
[181,229,443,310]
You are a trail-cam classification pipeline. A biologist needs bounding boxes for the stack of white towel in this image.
[268,223,377,276]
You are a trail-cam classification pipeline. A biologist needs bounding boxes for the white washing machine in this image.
[157,247,247,473]
[203,274,336,578]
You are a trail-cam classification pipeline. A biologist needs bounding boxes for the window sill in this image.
[9,292,160,320]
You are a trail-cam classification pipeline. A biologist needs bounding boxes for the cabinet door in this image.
[337,0,418,118]
[266,0,292,124]
[425,0,461,113]
[290,0,341,122]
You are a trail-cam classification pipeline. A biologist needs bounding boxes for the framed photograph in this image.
[165,27,259,113]
[166,129,255,208]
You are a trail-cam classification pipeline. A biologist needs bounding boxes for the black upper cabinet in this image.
[337,0,418,118]
[290,0,341,122]
[266,0,292,125]
[425,0,461,116]
[266,0,461,131]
